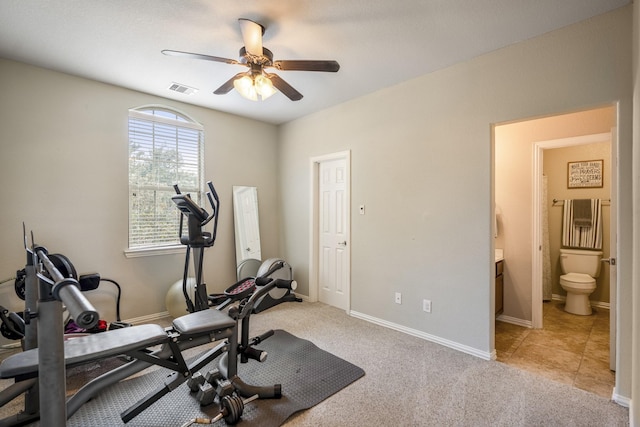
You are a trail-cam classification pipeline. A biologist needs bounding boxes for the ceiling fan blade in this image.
[162,49,240,65]
[272,60,340,72]
[238,18,264,57]
[268,73,303,101]
[214,73,245,95]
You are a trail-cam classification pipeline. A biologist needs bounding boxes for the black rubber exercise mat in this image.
[67,330,365,426]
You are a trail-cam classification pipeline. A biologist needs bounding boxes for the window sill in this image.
[124,245,185,258]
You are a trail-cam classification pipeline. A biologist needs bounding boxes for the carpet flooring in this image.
[66,329,364,427]
[1,301,630,426]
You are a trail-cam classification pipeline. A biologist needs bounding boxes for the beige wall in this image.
[631,1,639,424]
[495,107,614,321]
[0,4,636,411]
[0,59,280,329]
[279,7,633,399]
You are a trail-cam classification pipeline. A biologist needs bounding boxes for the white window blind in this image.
[128,107,204,249]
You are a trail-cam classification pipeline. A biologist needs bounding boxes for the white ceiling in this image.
[0,0,630,125]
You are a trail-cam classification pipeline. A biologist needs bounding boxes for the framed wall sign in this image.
[567,159,603,188]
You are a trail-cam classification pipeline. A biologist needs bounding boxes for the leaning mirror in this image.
[233,186,262,275]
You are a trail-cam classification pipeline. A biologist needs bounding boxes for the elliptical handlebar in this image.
[203,181,219,242]
[172,181,219,248]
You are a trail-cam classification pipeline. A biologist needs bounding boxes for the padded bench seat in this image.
[172,308,235,337]
[0,324,168,379]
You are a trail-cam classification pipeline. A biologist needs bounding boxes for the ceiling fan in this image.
[162,18,340,101]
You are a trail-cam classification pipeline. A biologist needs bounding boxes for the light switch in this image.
[359,205,365,215]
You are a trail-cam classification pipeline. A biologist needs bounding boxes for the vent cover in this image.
[168,82,198,95]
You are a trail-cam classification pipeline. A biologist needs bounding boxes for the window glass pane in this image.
[129,188,181,247]
[128,107,203,249]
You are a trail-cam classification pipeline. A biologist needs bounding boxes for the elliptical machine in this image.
[172,180,300,313]
[172,181,220,313]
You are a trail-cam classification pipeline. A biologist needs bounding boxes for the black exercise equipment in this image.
[12,253,126,324]
[252,258,302,313]
[172,180,300,314]
[0,308,24,341]
[0,226,100,426]
[0,227,296,426]
[180,394,259,427]
[172,180,219,313]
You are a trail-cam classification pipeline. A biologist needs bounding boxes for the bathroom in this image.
[493,104,615,395]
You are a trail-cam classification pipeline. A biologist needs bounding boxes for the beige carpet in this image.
[252,302,629,426]
[1,301,630,426]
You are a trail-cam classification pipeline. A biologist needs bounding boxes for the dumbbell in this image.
[187,372,205,393]
[180,394,259,427]
[194,369,235,406]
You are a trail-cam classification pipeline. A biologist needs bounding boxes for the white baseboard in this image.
[612,388,630,407]
[123,291,310,325]
[349,310,492,361]
[496,315,532,328]
[124,311,170,325]
[551,294,610,310]
[497,296,611,330]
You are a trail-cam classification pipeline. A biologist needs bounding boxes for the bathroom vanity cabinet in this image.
[495,260,504,315]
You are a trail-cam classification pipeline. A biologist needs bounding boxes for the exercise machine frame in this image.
[0,230,295,426]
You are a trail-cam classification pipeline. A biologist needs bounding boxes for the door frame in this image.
[532,132,616,369]
[308,150,351,310]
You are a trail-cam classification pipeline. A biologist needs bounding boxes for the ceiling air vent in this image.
[168,82,198,96]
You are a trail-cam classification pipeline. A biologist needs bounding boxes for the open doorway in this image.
[493,105,617,398]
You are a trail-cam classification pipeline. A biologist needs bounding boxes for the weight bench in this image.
[1,231,292,426]
[0,308,237,425]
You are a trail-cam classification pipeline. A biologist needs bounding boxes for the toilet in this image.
[559,248,602,315]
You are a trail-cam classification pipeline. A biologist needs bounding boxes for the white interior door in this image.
[609,127,617,371]
[318,157,349,310]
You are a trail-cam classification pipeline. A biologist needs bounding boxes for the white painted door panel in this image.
[319,158,349,309]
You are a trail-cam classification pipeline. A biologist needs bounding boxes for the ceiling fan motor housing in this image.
[239,46,273,66]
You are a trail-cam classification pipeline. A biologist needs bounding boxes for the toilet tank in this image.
[559,248,603,277]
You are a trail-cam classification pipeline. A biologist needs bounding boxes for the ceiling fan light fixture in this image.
[254,74,276,99]
[233,74,256,100]
[233,72,275,101]
[163,18,339,102]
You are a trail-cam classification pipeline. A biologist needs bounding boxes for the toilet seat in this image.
[560,273,596,289]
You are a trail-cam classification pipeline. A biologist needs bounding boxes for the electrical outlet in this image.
[395,292,402,304]
[423,299,432,313]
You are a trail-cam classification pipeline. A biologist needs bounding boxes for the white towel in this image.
[562,199,602,249]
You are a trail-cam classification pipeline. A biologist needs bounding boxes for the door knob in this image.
[338,241,347,246]
[601,258,616,265]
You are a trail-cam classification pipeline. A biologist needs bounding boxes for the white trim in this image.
[612,389,630,407]
[123,311,171,325]
[350,310,493,361]
[308,150,351,310]
[551,293,610,310]
[0,342,22,353]
[124,245,185,258]
[497,315,533,328]
[129,105,204,130]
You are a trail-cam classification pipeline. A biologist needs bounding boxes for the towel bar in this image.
[552,199,610,206]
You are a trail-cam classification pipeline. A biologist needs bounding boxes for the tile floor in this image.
[495,299,614,399]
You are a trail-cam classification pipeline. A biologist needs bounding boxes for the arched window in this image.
[127,106,204,251]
